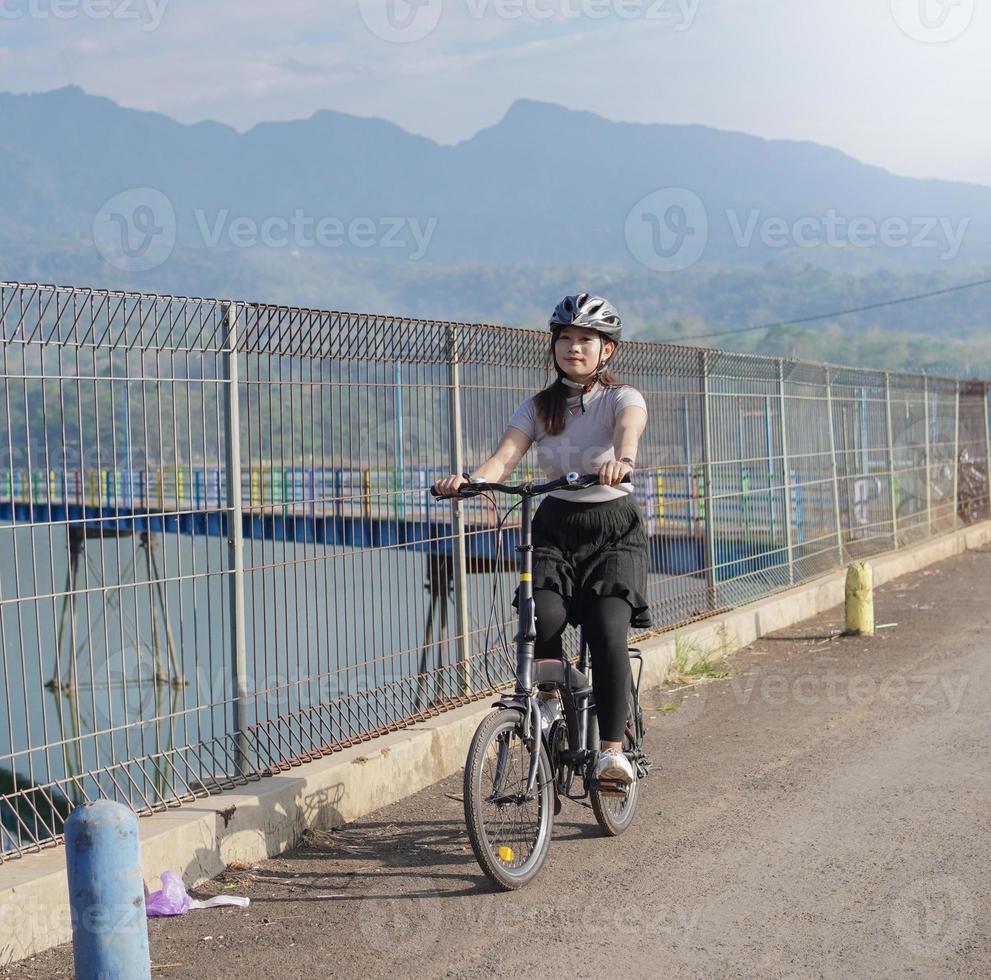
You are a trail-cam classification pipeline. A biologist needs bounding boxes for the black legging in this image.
[533,589,632,744]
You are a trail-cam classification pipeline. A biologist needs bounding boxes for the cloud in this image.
[0,0,987,186]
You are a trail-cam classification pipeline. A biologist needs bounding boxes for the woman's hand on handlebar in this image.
[431,473,468,498]
[597,458,634,487]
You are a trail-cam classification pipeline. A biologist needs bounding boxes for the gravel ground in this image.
[5,546,991,979]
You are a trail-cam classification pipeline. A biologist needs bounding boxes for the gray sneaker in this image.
[594,748,634,787]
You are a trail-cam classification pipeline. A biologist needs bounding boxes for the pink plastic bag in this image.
[145,871,250,917]
[145,871,191,916]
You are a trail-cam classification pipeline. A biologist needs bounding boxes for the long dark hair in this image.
[533,328,629,436]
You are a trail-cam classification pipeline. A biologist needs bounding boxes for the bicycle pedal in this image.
[592,777,629,797]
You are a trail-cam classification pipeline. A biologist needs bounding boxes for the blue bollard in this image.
[64,800,152,980]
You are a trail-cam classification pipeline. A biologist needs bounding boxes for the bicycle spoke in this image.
[478,721,543,869]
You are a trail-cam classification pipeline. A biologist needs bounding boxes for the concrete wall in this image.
[3,520,990,964]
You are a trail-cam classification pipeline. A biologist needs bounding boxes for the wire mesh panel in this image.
[828,367,896,558]
[0,280,984,859]
[782,361,842,582]
[621,344,711,628]
[928,378,960,534]
[705,351,789,609]
[958,381,991,524]
[458,325,546,685]
[236,307,460,769]
[0,284,247,860]
[888,374,931,546]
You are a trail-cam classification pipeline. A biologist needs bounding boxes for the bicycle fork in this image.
[514,491,543,799]
[486,695,542,805]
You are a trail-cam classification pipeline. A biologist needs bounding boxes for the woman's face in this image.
[554,327,615,381]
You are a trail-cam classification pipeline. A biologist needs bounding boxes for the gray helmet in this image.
[549,293,622,342]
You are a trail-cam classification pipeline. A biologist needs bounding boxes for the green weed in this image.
[672,629,732,682]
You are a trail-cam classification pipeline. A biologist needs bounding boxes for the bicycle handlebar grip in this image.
[567,472,632,486]
[429,486,471,498]
[431,471,484,499]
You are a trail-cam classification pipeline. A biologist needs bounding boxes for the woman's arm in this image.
[469,426,533,482]
[432,426,532,496]
[613,405,647,462]
[600,405,647,486]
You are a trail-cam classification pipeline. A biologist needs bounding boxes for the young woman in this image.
[432,293,650,786]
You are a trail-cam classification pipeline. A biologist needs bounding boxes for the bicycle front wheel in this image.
[463,709,555,890]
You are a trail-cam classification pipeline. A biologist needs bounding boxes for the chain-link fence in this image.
[1,282,988,858]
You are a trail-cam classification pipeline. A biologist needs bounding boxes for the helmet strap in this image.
[556,343,609,414]
[557,368,597,414]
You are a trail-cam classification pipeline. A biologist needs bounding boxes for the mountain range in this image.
[2,85,990,273]
[0,86,989,375]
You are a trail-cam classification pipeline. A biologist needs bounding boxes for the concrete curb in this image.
[3,520,990,963]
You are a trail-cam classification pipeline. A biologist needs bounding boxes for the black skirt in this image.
[513,493,652,630]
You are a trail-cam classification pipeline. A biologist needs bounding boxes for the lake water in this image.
[0,514,704,851]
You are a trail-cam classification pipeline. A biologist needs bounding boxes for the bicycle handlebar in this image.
[429,471,632,500]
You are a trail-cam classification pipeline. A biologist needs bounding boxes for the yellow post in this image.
[844,562,874,636]
[362,469,372,521]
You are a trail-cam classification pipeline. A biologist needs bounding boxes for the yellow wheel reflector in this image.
[498,846,515,862]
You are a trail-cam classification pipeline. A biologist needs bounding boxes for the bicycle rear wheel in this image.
[589,687,641,837]
[463,709,555,890]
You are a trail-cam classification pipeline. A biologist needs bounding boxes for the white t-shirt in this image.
[507,382,648,502]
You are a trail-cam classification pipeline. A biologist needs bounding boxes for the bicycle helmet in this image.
[549,293,622,412]
[548,293,622,342]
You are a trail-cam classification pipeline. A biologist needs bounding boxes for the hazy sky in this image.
[2,0,988,185]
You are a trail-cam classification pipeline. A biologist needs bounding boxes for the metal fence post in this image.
[778,360,796,585]
[985,381,991,515]
[952,381,961,527]
[884,372,899,548]
[448,324,471,694]
[222,302,251,771]
[825,367,844,565]
[923,375,932,536]
[700,351,718,610]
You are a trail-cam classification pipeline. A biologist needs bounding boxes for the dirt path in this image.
[6,546,991,979]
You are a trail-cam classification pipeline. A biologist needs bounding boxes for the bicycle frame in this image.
[439,471,633,800]
[495,486,559,799]
[501,481,606,799]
